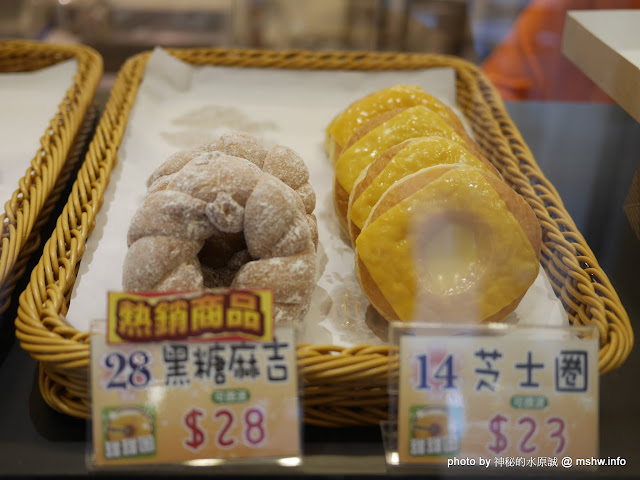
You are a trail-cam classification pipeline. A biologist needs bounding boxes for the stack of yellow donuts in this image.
[326,85,542,324]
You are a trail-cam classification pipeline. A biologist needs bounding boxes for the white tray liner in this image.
[66,48,568,345]
[0,59,78,208]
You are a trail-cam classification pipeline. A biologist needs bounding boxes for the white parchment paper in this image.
[66,48,568,344]
[0,59,77,206]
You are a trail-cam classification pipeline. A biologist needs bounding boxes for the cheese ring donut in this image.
[333,105,487,235]
[354,163,541,324]
[325,84,467,165]
[347,136,502,244]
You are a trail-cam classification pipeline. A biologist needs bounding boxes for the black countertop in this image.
[0,100,639,478]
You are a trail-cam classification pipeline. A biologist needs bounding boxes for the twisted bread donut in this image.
[148,131,317,217]
[122,135,318,323]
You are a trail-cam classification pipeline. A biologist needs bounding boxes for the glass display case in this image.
[1,1,638,478]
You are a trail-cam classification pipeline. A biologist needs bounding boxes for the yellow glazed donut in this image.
[333,105,487,234]
[347,136,502,244]
[325,84,467,165]
[354,164,541,324]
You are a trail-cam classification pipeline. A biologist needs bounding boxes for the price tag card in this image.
[389,323,598,467]
[89,290,301,468]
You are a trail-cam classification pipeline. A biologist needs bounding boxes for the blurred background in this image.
[7,0,640,103]
[0,0,529,72]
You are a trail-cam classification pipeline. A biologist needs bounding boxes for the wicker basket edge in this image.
[0,40,103,314]
[12,47,633,425]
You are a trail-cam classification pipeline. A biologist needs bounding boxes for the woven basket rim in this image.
[0,39,103,314]
[13,46,633,425]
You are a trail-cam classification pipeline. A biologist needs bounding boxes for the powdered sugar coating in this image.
[295,182,316,215]
[122,236,204,290]
[212,132,316,214]
[232,250,316,304]
[205,191,245,233]
[122,133,318,323]
[146,148,205,187]
[127,190,215,246]
[244,175,297,258]
[207,131,267,168]
[263,145,308,189]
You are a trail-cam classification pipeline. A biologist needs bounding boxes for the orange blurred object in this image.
[481,0,640,101]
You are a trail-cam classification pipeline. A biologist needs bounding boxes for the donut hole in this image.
[197,231,252,288]
[412,213,491,296]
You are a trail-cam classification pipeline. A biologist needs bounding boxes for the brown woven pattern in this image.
[15,48,633,428]
[0,40,102,315]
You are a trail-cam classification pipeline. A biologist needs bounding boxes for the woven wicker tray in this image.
[0,40,102,318]
[15,47,633,427]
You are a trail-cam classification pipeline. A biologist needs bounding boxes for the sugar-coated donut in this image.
[122,133,318,324]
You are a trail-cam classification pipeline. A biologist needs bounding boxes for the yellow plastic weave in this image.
[15,47,632,427]
[0,40,102,315]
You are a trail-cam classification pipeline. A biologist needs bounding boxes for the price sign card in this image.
[90,290,301,468]
[391,323,598,466]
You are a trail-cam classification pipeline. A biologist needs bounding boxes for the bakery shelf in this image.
[14,47,632,428]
